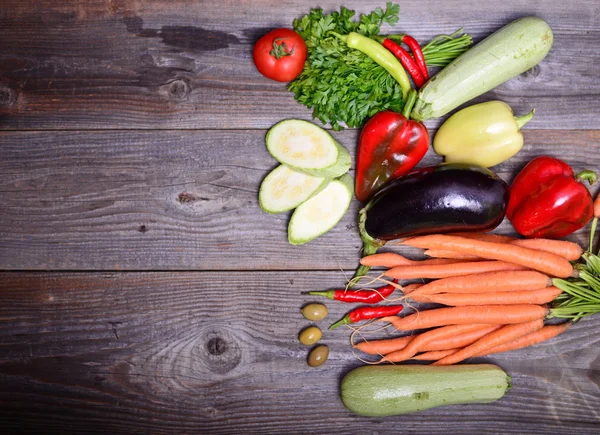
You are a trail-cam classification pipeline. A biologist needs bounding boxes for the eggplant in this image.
[355,163,509,280]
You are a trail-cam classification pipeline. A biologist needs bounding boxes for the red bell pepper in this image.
[507,156,598,239]
[355,90,429,202]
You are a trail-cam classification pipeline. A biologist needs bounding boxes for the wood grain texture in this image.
[1,272,599,434]
[1,129,598,270]
[0,0,599,130]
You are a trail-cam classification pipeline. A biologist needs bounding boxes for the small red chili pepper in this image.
[308,280,397,304]
[594,194,600,218]
[401,34,429,81]
[382,38,425,87]
[329,305,403,330]
[507,156,598,239]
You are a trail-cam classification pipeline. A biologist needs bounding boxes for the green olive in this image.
[301,303,328,321]
[308,345,329,367]
[299,326,322,346]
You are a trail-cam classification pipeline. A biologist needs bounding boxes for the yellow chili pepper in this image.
[331,31,411,102]
[433,101,534,167]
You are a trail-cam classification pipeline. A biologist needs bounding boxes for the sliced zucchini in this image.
[266,119,351,178]
[259,165,331,214]
[288,174,353,245]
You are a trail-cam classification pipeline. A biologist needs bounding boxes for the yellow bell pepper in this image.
[433,101,534,167]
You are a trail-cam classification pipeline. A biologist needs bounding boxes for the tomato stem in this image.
[270,38,294,59]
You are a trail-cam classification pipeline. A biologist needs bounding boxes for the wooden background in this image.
[1,0,600,433]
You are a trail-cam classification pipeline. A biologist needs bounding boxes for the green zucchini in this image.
[341,364,510,416]
[411,16,553,121]
[288,174,353,245]
[266,119,351,178]
[259,165,330,214]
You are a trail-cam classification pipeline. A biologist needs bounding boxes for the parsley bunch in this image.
[289,3,403,130]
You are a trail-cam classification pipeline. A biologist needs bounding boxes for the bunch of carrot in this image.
[353,232,585,365]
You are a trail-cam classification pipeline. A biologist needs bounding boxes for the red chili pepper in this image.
[594,194,600,218]
[308,280,397,304]
[401,35,429,81]
[329,305,403,330]
[382,38,425,87]
[507,156,598,239]
[355,90,429,203]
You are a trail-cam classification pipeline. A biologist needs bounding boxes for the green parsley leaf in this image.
[289,4,404,130]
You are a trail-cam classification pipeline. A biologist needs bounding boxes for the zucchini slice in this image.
[259,164,330,214]
[288,174,353,245]
[266,119,351,178]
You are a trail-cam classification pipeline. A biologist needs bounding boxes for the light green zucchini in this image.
[259,165,330,214]
[266,119,351,178]
[411,16,553,121]
[341,364,510,416]
[288,174,353,245]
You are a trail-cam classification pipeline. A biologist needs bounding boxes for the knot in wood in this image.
[201,330,242,374]
[0,86,17,107]
[521,65,541,79]
[207,337,227,355]
[167,79,191,101]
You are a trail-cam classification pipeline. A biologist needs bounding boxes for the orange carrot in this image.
[474,322,571,356]
[448,232,515,243]
[509,239,583,261]
[409,270,551,296]
[381,304,548,331]
[381,324,493,363]
[409,287,563,306]
[401,283,424,294]
[403,235,573,278]
[359,253,463,268]
[429,238,582,261]
[353,335,412,356]
[595,195,600,218]
[384,261,527,280]
[433,319,544,365]
[425,250,480,260]
[359,252,415,268]
[411,348,461,361]
[423,324,502,351]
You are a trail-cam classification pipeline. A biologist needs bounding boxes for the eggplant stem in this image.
[351,208,386,285]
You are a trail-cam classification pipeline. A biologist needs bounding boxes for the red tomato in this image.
[253,28,307,82]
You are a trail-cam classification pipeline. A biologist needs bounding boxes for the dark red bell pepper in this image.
[355,90,429,202]
[507,156,598,239]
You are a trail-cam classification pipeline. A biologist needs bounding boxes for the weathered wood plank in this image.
[1,129,598,270]
[1,272,599,434]
[0,0,598,130]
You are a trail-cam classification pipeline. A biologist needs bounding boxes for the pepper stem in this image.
[351,208,386,285]
[329,31,347,43]
[402,89,418,118]
[514,109,535,130]
[307,290,335,300]
[576,170,599,186]
[329,315,351,330]
[373,34,406,44]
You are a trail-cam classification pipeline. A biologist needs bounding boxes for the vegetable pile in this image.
[287,4,471,129]
[251,1,600,417]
